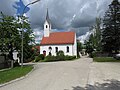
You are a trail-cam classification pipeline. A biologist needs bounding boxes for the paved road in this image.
[0,57,120,90]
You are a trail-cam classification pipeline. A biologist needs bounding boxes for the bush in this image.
[34,54,44,62]
[14,59,20,67]
[93,57,120,62]
[44,55,57,62]
[64,55,76,60]
[44,55,76,62]
[90,52,96,58]
[57,50,64,56]
[38,54,45,60]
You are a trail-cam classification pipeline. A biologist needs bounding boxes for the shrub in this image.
[44,55,76,62]
[34,54,44,62]
[44,55,57,62]
[89,51,97,58]
[38,54,45,60]
[56,55,65,61]
[14,60,20,67]
[93,57,120,62]
[57,50,64,56]
[65,55,76,60]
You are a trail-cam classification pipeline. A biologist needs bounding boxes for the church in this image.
[40,9,77,57]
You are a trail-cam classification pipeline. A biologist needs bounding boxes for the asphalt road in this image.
[0,57,120,90]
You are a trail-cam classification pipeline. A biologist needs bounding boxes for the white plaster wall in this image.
[40,44,74,56]
[73,33,77,57]
[44,21,50,37]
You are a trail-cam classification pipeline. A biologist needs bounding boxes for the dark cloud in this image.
[0,0,17,16]
[0,0,116,43]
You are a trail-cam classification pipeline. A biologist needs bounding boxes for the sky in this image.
[0,0,116,43]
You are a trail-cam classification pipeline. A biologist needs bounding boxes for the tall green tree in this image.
[0,12,35,63]
[102,0,120,54]
[94,18,102,51]
[86,17,102,52]
[0,12,20,61]
[20,16,35,61]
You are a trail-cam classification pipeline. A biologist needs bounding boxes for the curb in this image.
[0,65,36,88]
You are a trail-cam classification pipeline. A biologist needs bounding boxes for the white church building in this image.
[40,9,77,57]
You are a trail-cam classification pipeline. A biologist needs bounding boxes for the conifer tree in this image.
[102,0,120,54]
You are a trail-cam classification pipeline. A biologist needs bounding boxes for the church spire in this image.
[44,8,51,37]
[46,8,51,24]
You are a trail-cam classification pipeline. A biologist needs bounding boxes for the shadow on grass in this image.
[65,79,120,90]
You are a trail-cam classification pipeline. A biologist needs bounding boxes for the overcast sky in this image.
[0,0,116,43]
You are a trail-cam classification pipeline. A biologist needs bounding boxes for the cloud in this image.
[78,31,92,44]
[0,0,18,16]
[0,0,115,43]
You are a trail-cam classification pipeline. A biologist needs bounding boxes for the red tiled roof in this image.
[40,32,75,45]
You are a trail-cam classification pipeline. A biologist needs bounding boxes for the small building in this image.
[40,9,77,57]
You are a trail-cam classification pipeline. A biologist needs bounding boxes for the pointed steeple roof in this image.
[45,8,51,24]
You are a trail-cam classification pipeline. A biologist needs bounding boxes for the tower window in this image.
[67,46,69,52]
[46,25,48,28]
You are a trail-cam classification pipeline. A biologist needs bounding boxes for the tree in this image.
[0,12,21,67]
[0,12,20,60]
[89,18,102,51]
[0,12,35,64]
[94,18,102,51]
[19,16,35,61]
[102,0,120,54]
[85,17,102,54]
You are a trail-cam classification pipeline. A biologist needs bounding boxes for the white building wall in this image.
[44,21,50,37]
[40,44,74,56]
[73,33,77,57]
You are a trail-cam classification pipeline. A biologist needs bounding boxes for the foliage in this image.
[86,17,102,54]
[85,41,94,54]
[44,54,76,62]
[77,41,82,57]
[57,50,64,56]
[0,12,20,60]
[64,55,76,60]
[89,51,97,58]
[0,12,35,63]
[0,65,33,84]
[34,54,44,62]
[102,0,120,54]
[44,55,58,62]
[85,17,102,57]
[94,18,102,51]
[93,57,120,62]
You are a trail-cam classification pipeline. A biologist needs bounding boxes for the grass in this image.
[93,57,120,62]
[0,65,33,84]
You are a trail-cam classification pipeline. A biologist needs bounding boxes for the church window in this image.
[43,50,46,56]
[49,47,52,56]
[67,46,69,52]
[55,47,58,52]
[46,25,48,28]
[49,47,52,50]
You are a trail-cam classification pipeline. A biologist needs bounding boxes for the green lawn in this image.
[93,57,120,62]
[0,65,33,84]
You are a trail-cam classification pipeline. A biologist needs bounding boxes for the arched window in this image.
[49,47,52,50]
[55,47,58,52]
[67,46,69,52]
[43,50,46,56]
[46,25,48,28]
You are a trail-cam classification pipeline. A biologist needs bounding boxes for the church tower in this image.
[44,8,51,37]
